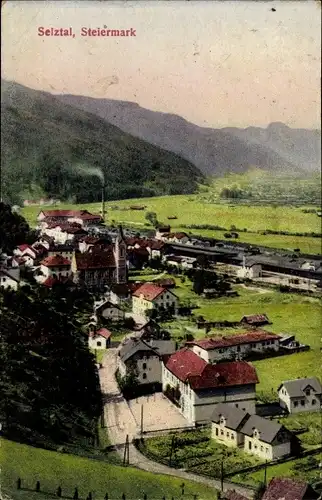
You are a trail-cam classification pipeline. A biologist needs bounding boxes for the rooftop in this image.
[261,477,319,500]
[40,255,71,267]
[132,282,168,301]
[278,377,322,397]
[187,331,280,350]
[75,251,115,270]
[164,349,259,390]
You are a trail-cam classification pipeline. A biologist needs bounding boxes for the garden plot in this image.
[129,393,191,433]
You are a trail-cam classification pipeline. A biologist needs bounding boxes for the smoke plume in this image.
[73,164,105,185]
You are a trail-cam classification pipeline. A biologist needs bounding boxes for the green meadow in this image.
[22,194,321,254]
[0,439,217,500]
[160,278,321,399]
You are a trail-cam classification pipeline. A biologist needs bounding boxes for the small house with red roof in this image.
[39,254,71,281]
[186,331,281,363]
[162,349,258,424]
[88,327,112,350]
[240,314,270,327]
[132,282,178,318]
[261,477,320,500]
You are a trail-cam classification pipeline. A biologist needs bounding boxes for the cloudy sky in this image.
[2,0,321,128]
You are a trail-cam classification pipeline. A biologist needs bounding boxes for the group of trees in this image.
[0,202,37,253]
[0,283,102,446]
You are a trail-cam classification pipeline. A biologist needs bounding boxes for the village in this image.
[0,206,321,500]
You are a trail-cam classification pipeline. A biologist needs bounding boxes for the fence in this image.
[14,477,201,500]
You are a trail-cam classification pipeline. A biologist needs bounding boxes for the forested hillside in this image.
[1,80,203,205]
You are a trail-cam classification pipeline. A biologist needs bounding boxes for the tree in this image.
[0,203,36,253]
[0,284,102,446]
[145,211,158,227]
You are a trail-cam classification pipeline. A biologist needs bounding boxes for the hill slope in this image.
[1,81,203,204]
[57,94,321,175]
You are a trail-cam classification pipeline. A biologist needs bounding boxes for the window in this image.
[305,390,311,396]
[312,399,316,405]
[235,404,239,408]
[236,346,241,352]
[231,433,234,439]
[260,446,263,451]
[220,430,224,436]
[143,363,147,369]
[294,401,298,407]
[215,428,218,436]
[97,341,101,347]
[266,448,269,453]
[226,432,229,437]
[301,400,305,406]
[142,373,147,380]
[248,442,252,450]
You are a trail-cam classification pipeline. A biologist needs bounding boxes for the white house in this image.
[132,282,178,319]
[162,349,258,424]
[211,404,292,461]
[163,232,190,245]
[237,257,262,279]
[0,267,20,290]
[118,337,176,385]
[38,254,72,282]
[186,331,280,363]
[155,226,171,241]
[278,377,322,414]
[88,328,112,349]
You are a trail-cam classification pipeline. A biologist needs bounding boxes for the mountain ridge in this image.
[1,80,203,204]
[56,93,321,175]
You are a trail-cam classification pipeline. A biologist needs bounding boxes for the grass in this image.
[90,349,105,364]
[231,452,322,488]
[160,276,321,399]
[142,429,262,477]
[277,411,322,450]
[0,438,217,499]
[21,194,321,254]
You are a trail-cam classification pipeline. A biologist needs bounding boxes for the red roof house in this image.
[40,255,71,267]
[241,314,270,326]
[261,477,319,500]
[163,349,259,423]
[186,331,281,362]
[133,283,168,301]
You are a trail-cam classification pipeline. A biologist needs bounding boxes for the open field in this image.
[0,439,216,499]
[21,195,321,254]
[160,277,321,399]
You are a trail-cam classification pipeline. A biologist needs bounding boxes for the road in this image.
[99,349,256,499]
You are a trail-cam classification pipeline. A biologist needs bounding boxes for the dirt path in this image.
[239,284,272,294]
[98,351,256,499]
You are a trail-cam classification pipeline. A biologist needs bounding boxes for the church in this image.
[71,226,127,291]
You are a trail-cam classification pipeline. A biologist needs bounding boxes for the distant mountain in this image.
[1,80,203,205]
[57,94,321,175]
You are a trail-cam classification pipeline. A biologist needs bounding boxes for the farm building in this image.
[278,377,322,414]
[186,331,280,363]
[162,349,258,424]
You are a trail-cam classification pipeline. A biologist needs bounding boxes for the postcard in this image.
[1,1,321,499]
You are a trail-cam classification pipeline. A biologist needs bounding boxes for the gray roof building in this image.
[278,377,322,397]
[211,403,249,431]
[240,414,285,444]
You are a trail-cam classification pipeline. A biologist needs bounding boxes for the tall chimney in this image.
[101,184,105,222]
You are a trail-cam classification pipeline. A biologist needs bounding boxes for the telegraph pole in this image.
[220,458,224,493]
[140,404,144,435]
[169,434,176,467]
[263,459,268,488]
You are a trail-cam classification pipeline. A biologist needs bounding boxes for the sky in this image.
[2,0,321,129]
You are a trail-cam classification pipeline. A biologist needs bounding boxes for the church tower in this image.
[114,225,127,284]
